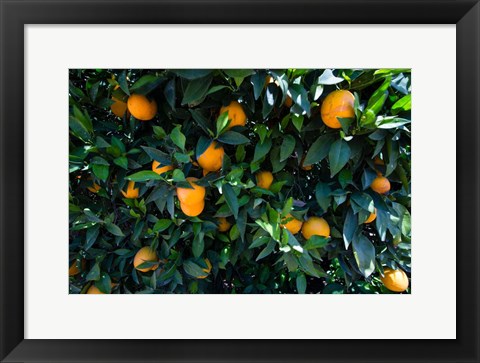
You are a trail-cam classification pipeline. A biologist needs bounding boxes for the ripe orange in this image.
[68,259,86,276]
[264,76,280,88]
[110,85,128,118]
[152,160,173,175]
[219,101,247,129]
[321,90,355,129]
[86,285,104,294]
[371,176,391,194]
[180,199,205,217]
[127,94,157,121]
[217,217,231,232]
[301,217,330,239]
[121,181,139,199]
[364,209,377,224]
[284,96,293,108]
[87,182,101,193]
[176,177,206,204]
[197,258,212,279]
[197,141,225,172]
[281,214,303,235]
[380,267,409,292]
[256,171,273,190]
[134,246,159,272]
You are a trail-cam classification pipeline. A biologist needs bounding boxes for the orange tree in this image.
[69,69,411,294]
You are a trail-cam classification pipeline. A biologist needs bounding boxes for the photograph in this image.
[69,68,411,294]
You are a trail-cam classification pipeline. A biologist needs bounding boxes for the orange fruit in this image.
[180,199,205,217]
[197,141,225,172]
[134,246,159,272]
[110,85,128,118]
[285,95,293,108]
[219,101,247,129]
[321,90,355,129]
[264,75,280,88]
[256,171,273,190]
[301,217,330,240]
[121,181,139,199]
[176,177,206,204]
[87,182,101,193]
[87,285,104,294]
[380,267,409,292]
[127,94,157,121]
[68,259,86,276]
[152,160,173,175]
[281,214,303,235]
[197,258,212,279]
[371,176,391,194]
[364,209,377,224]
[217,217,231,232]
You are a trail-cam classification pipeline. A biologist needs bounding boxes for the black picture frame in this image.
[1,1,479,362]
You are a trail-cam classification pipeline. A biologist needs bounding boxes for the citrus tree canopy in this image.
[69,68,411,294]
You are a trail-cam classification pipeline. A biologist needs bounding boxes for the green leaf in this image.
[84,208,103,223]
[224,69,255,78]
[126,171,163,182]
[153,219,172,233]
[92,164,109,181]
[96,273,112,294]
[189,109,214,137]
[288,84,311,116]
[172,169,186,182]
[343,209,358,249]
[223,184,239,219]
[250,72,265,100]
[181,76,212,105]
[249,235,270,249]
[118,70,130,95]
[69,116,91,141]
[315,182,331,213]
[352,235,375,278]
[113,156,128,170]
[328,139,351,177]
[86,263,101,281]
[351,192,374,212]
[296,273,307,294]
[280,134,296,162]
[253,138,272,162]
[183,260,207,277]
[304,134,334,166]
[206,85,228,96]
[217,131,250,145]
[85,224,100,250]
[376,116,411,129]
[163,78,176,109]
[170,125,186,151]
[173,69,213,80]
[105,222,124,237]
[216,111,230,136]
[292,115,304,132]
[338,169,352,189]
[141,146,171,165]
[192,232,205,258]
[256,239,276,261]
[317,69,344,85]
[304,235,330,250]
[391,94,411,113]
[130,75,164,95]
